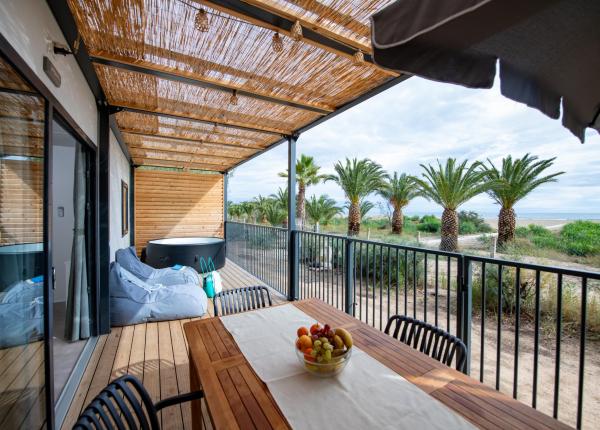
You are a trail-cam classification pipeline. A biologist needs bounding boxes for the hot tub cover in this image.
[115,246,200,286]
[109,262,207,326]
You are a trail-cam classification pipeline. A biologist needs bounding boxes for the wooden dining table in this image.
[183,298,571,430]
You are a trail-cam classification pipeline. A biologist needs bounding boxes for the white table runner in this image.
[221,304,475,430]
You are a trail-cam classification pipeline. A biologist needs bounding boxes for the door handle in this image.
[52,266,56,290]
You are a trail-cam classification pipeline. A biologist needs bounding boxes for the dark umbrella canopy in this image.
[371,0,600,142]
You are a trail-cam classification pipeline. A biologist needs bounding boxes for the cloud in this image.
[229,77,600,215]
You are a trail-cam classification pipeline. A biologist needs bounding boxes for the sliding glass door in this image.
[0,54,47,428]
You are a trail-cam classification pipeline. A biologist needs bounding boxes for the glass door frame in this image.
[0,34,100,429]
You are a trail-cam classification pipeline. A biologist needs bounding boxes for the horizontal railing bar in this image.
[465,254,600,279]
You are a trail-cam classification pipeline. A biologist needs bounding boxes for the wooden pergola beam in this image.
[239,0,371,53]
[129,149,232,166]
[121,130,265,151]
[115,105,286,136]
[127,143,248,160]
[133,157,229,172]
[91,55,333,115]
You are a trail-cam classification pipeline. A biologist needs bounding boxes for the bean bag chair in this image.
[109,262,207,326]
[0,276,44,348]
[115,246,201,286]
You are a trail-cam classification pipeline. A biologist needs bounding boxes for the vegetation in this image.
[414,159,489,251]
[325,158,387,236]
[458,211,493,235]
[279,154,327,228]
[305,195,342,227]
[481,154,563,247]
[514,221,600,257]
[378,173,418,235]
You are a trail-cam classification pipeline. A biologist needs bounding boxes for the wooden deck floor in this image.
[61,259,288,430]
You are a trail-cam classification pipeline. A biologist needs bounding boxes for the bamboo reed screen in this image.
[66,0,402,170]
[134,169,224,253]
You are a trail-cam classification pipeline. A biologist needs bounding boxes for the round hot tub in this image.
[145,237,226,271]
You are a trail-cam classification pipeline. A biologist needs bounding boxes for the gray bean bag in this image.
[109,262,207,326]
[0,277,44,348]
[115,246,200,286]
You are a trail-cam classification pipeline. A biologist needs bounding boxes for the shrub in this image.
[559,221,600,256]
[417,215,441,233]
[458,211,493,234]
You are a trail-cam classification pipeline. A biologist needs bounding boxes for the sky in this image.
[228,76,600,218]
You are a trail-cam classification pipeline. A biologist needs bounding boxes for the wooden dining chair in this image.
[213,286,272,316]
[384,315,468,372]
[73,374,203,430]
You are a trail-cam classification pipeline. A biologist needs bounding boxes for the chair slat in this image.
[213,286,272,317]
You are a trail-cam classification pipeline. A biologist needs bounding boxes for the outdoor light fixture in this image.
[230,89,238,105]
[353,50,364,66]
[291,20,303,41]
[195,8,209,32]
[272,32,284,53]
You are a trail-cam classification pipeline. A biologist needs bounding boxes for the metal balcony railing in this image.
[225,221,600,429]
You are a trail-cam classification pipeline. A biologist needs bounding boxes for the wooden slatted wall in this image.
[134,169,224,253]
[0,160,43,245]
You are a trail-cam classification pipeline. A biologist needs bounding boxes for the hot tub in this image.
[145,237,226,271]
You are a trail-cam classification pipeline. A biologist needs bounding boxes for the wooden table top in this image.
[184,299,571,430]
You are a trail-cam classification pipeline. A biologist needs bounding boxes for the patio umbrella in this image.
[371,0,600,142]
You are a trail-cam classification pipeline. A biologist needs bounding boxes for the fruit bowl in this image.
[295,343,352,377]
[294,323,354,377]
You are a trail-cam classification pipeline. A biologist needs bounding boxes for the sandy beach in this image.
[484,218,578,230]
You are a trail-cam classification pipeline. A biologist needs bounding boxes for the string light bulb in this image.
[230,89,238,106]
[291,20,303,41]
[195,8,209,32]
[272,32,284,53]
[353,50,364,66]
[72,34,81,55]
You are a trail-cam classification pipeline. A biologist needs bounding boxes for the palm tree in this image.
[345,200,375,220]
[415,159,489,251]
[279,154,327,227]
[481,154,564,246]
[306,195,342,227]
[270,187,289,226]
[239,201,256,223]
[227,202,243,221]
[263,200,287,226]
[253,195,272,224]
[326,158,387,236]
[378,173,418,234]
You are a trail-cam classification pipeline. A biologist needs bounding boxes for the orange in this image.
[304,348,315,362]
[297,326,309,338]
[298,335,312,351]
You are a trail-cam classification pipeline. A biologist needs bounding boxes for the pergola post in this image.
[287,135,299,301]
[223,172,228,241]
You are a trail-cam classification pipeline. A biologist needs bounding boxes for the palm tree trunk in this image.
[440,208,459,251]
[497,206,516,247]
[391,205,403,234]
[297,183,305,228]
[348,202,361,236]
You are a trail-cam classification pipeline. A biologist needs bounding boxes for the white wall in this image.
[51,130,76,303]
[109,131,131,261]
[0,0,97,143]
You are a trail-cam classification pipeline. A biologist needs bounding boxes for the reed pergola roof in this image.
[66,0,404,172]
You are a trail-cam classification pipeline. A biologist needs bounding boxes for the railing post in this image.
[287,135,298,301]
[457,256,472,374]
[344,238,355,316]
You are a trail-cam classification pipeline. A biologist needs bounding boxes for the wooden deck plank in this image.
[61,260,287,428]
[158,321,183,430]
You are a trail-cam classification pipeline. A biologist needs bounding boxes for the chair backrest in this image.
[384,315,467,372]
[73,375,160,430]
[213,286,272,316]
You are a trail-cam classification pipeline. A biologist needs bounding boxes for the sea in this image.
[402,212,600,220]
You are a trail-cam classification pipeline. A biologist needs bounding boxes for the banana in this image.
[334,328,353,349]
[333,335,344,349]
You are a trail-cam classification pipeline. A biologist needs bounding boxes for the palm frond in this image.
[327,158,387,204]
